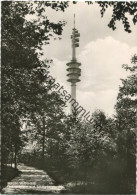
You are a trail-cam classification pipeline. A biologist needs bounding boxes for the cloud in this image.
[79,36,132,90]
[48,37,137,116]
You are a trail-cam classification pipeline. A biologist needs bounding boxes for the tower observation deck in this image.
[66,14,81,114]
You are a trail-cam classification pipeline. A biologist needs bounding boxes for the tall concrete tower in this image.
[66,15,81,114]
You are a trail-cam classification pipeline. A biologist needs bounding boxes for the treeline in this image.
[1,1,136,194]
[20,106,136,193]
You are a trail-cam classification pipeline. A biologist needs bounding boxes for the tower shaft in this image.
[71,83,76,114]
[72,42,76,61]
[66,14,81,114]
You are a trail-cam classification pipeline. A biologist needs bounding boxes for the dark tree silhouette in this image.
[1,1,68,167]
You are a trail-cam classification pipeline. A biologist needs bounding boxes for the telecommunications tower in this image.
[66,14,81,114]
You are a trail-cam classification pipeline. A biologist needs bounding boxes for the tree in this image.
[1,1,68,166]
[58,111,117,186]
[115,55,137,192]
[28,90,66,162]
[116,54,137,138]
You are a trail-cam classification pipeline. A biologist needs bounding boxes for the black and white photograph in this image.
[1,1,137,194]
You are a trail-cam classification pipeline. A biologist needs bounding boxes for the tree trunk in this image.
[42,119,46,162]
[11,150,13,167]
[42,134,45,161]
[14,144,17,169]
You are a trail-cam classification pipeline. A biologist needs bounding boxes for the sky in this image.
[41,2,137,116]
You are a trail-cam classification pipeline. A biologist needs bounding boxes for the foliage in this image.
[86,1,137,32]
[114,55,137,192]
[115,55,137,140]
[1,1,68,166]
[27,90,66,161]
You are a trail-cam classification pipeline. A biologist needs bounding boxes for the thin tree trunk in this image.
[42,133,45,161]
[42,118,45,162]
[14,144,17,169]
[11,150,13,167]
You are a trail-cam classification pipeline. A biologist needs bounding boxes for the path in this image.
[2,163,65,194]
